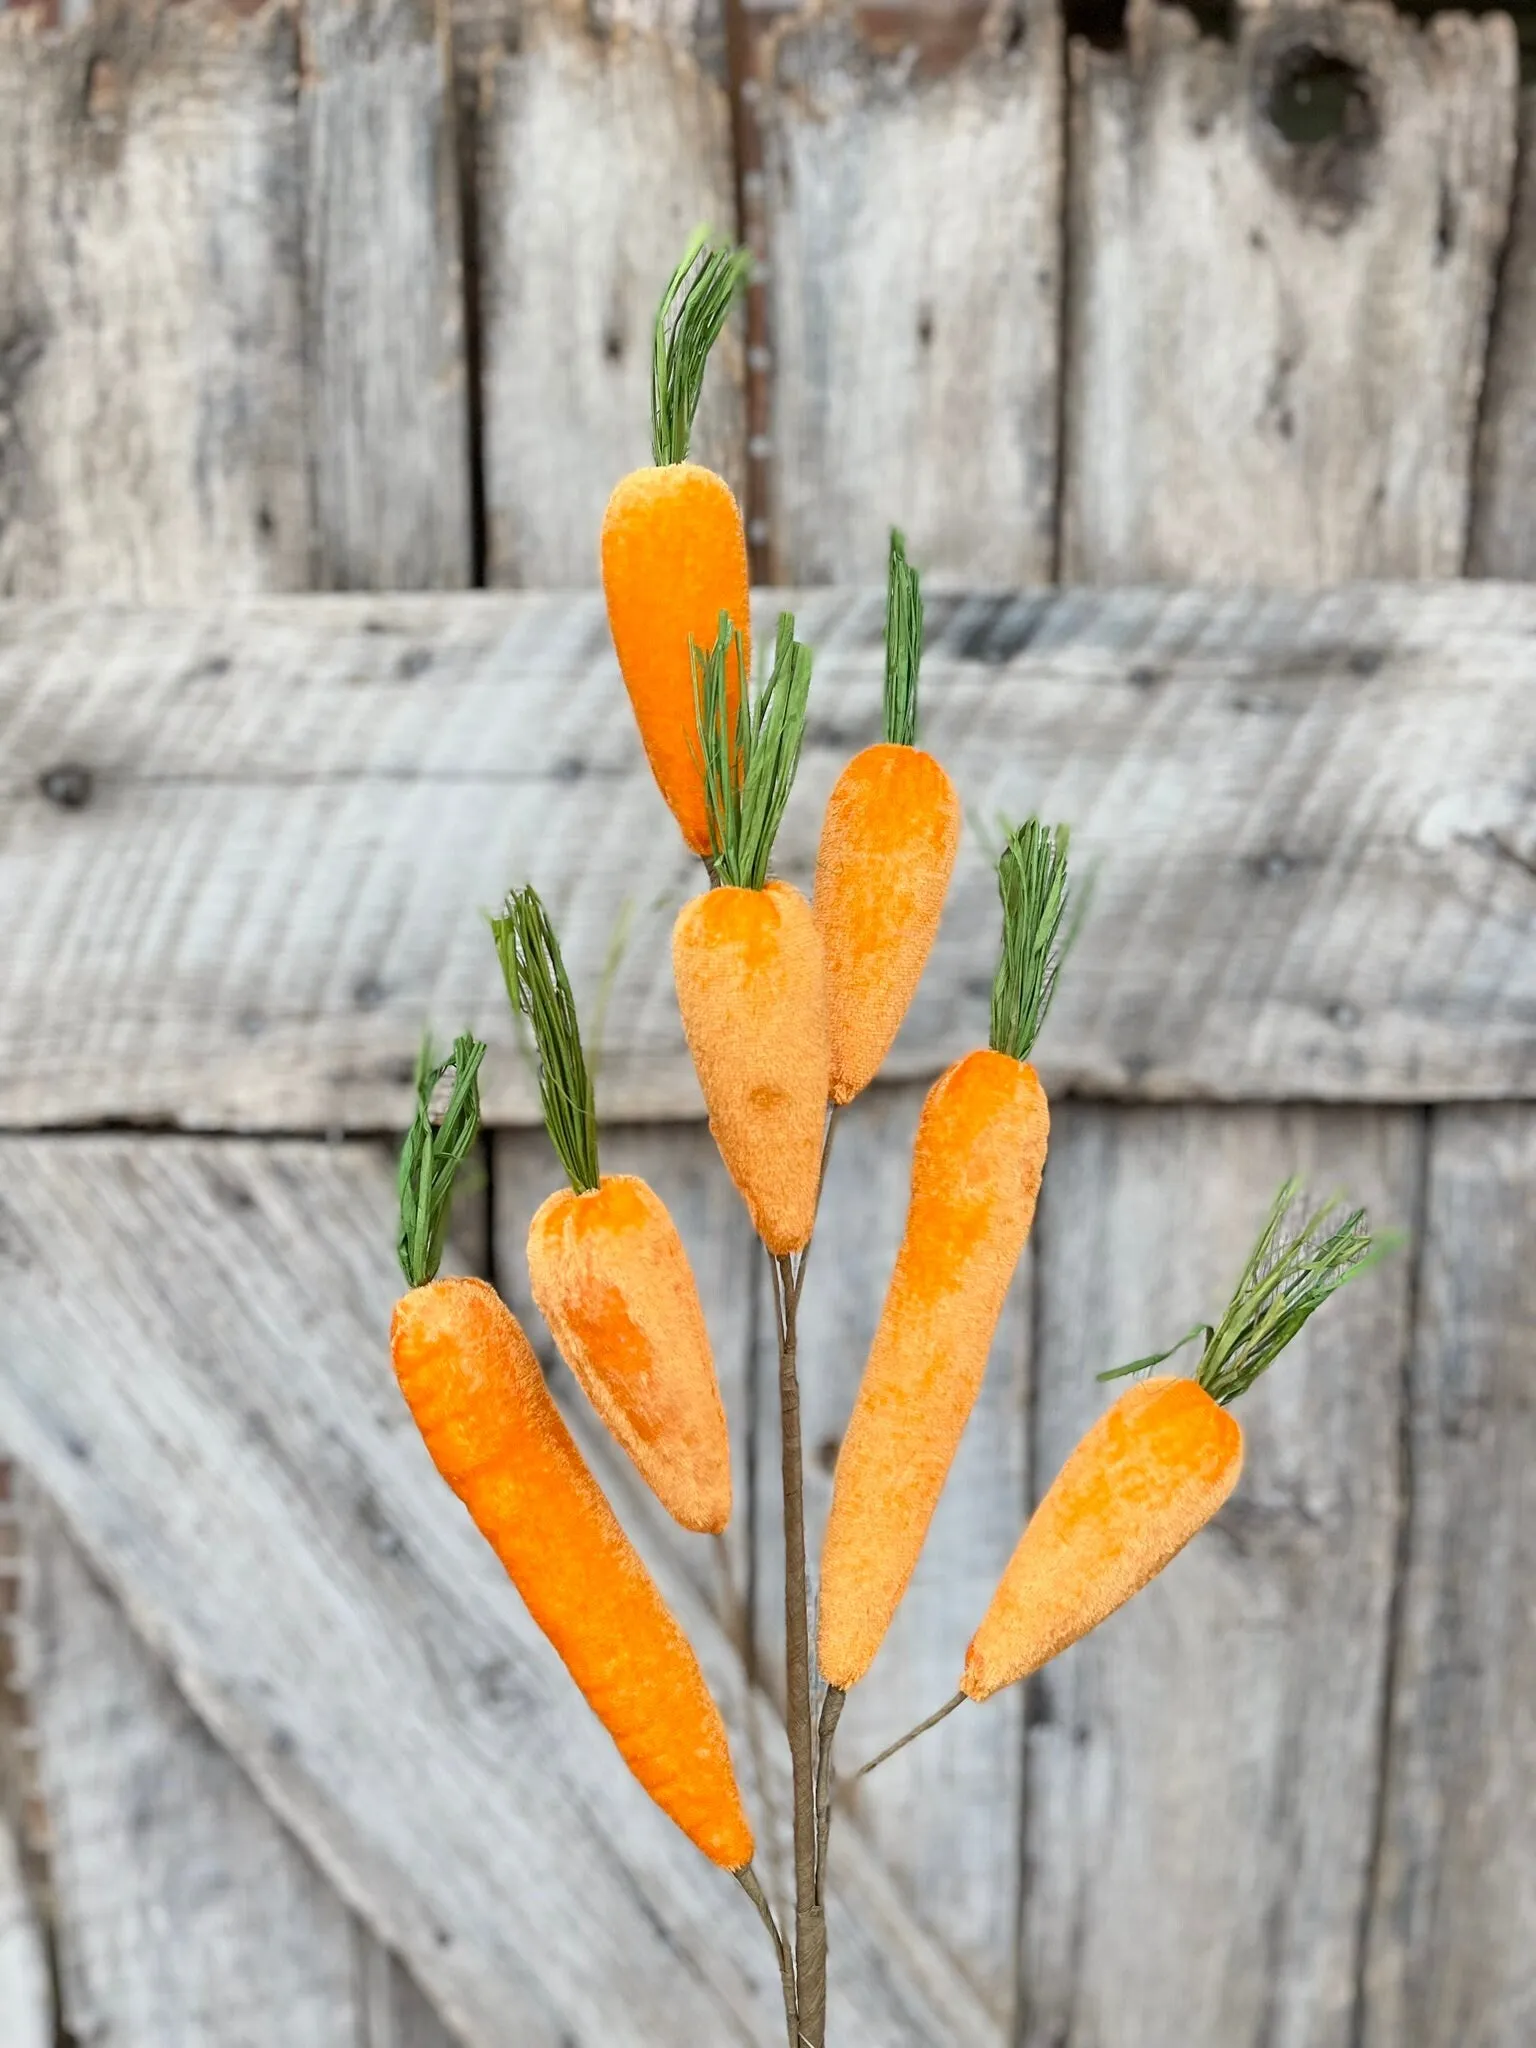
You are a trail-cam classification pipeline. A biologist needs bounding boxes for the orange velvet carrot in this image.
[602,232,751,856]
[673,612,829,1256]
[963,1182,1382,1699]
[817,821,1072,1691]
[492,885,731,1535]
[815,532,961,1104]
[390,1035,753,1870]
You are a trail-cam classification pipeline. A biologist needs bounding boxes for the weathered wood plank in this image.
[0,2,311,598]
[0,1801,49,2048]
[753,1082,1029,2034]
[302,0,473,590]
[18,1483,392,2048]
[477,0,744,586]
[0,1134,996,2046]
[1360,1106,1536,2047]
[758,0,1062,584]
[1018,1104,1419,2048]
[1469,87,1536,578]
[1063,2,1518,582]
[3,583,1535,1127]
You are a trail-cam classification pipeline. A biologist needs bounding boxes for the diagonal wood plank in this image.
[758,0,1062,584]
[1063,0,1518,583]
[0,1800,49,2048]
[1360,1106,1536,2047]
[2,583,1536,1129]
[1019,1104,1419,2048]
[476,0,744,586]
[17,1482,456,2048]
[0,1134,996,2046]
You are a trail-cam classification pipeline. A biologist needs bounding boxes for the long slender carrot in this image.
[814,531,961,1104]
[817,821,1072,1691]
[492,885,732,1535]
[963,1183,1383,1699]
[602,232,751,856]
[389,1035,754,1870]
[673,611,829,1255]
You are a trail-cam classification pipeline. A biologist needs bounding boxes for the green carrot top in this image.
[693,609,815,891]
[883,528,923,748]
[397,1032,486,1288]
[651,229,751,469]
[989,818,1071,1065]
[492,885,600,1196]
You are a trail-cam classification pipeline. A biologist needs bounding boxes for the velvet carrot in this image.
[602,232,751,857]
[491,885,732,1536]
[673,611,829,1256]
[817,821,1072,1692]
[389,1035,754,1870]
[963,1182,1383,1699]
[814,531,961,1104]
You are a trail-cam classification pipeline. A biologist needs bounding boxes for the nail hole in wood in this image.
[1264,46,1376,150]
[38,764,93,810]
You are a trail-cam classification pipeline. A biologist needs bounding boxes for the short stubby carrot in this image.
[602,234,751,856]
[494,885,733,1535]
[817,1047,1049,1689]
[674,878,828,1256]
[964,1377,1241,1698]
[528,1173,731,1535]
[392,1275,753,1869]
[815,532,961,1105]
[958,1177,1383,1702]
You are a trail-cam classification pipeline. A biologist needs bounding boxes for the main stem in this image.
[775,1252,822,2046]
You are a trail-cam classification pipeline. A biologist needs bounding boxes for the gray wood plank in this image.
[1019,1104,1420,2048]
[1360,1106,1536,2047]
[1063,2,1519,582]
[758,0,1062,584]
[477,0,744,586]
[0,1802,49,2048]
[0,1134,997,2046]
[302,0,473,591]
[755,1081,1030,2034]
[0,0,311,598]
[1469,87,1536,578]
[3,583,1536,1127]
[18,1484,372,2048]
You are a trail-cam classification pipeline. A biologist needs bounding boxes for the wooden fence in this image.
[0,0,1533,2043]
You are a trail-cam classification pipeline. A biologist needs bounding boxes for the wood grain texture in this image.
[17,1483,452,2048]
[1360,1107,1536,2047]
[477,0,744,586]
[1019,1104,1419,2048]
[302,0,473,590]
[1469,87,1536,577]
[0,1134,996,2046]
[759,0,1062,585]
[754,1082,1030,2034]
[0,1802,49,2048]
[1063,0,1518,583]
[3,583,1536,1129]
[0,0,311,599]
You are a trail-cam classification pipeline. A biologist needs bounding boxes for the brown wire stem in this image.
[735,1863,798,2048]
[853,1693,967,1782]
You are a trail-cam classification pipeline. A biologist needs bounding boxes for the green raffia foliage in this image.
[491,886,600,1195]
[989,818,1072,1063]
[1099,1178,1389,1405]
[651,228,752,468]
[883,528,922,747]
[692,608,815,890]
[397,1032,486,1288]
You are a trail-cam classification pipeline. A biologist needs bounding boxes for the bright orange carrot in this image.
[815,532,961,1104]
[602,233,751,856]
[817,821,1071,1691]
[963,1182,1383,1699]
[493,886,731,1535]
[673,613,829,1256]
[390,1036,753,1870]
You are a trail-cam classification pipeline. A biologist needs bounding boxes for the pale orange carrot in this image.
[964,1182,1382,1698]
[391,1035,753,1869]
[673,613,829,1256]
[493,886,731,1535]
[815,531,961,1104]
[602,233,751,856]
[817,821,1071,1691]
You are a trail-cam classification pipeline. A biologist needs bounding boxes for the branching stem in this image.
[773,1251,820,2045]
[735,1865,798,2048]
